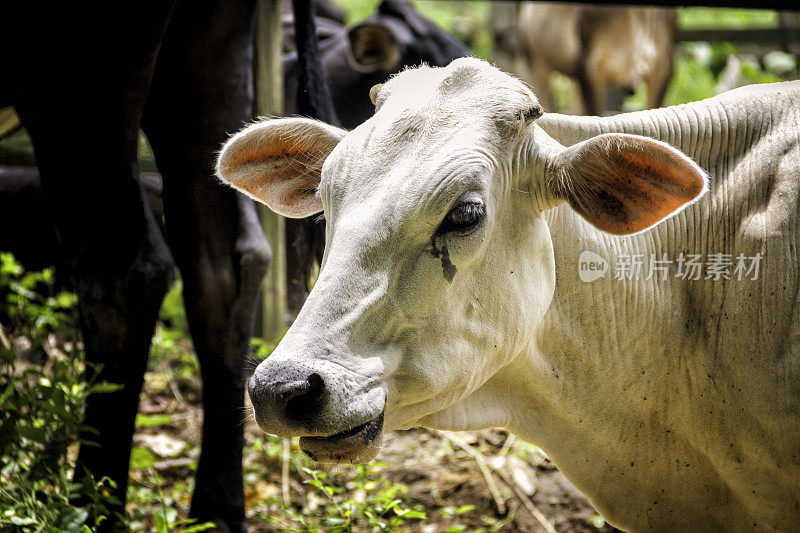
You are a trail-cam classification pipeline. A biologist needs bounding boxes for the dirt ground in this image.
[349,428,617,533]
[130,360,618,533]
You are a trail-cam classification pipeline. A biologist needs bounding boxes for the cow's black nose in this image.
[250,372,325,422]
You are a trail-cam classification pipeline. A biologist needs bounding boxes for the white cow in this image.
[218,58,800,531]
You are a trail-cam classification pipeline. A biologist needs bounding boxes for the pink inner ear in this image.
[220,136,320,180]
[566,137,706,235]
[219,133,325,218]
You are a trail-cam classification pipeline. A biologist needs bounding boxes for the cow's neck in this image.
[534,81,799,370]
[532,81,799,400]
[482,83,800,530]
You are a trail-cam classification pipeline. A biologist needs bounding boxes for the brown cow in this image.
[518,3,677,115]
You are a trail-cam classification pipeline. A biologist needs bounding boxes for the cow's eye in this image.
[437,199,485,236]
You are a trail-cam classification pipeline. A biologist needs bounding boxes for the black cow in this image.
[0,0,332,530]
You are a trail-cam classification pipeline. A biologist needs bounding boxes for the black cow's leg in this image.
[143,1,269,530]
[284,0,338,317]
[286,218,325,316]
[8,4,176,529]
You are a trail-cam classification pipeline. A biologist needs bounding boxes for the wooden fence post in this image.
[254,0,287,341]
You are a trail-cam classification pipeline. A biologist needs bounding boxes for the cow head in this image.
[218,58,706,463]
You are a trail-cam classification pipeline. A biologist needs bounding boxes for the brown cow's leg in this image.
[577,65,605,116]
[7,4,177,529]
[525,59,556,113]
[143,1,269,530]
[646,9,678,109]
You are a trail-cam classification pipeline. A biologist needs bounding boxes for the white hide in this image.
[218,59,800,531]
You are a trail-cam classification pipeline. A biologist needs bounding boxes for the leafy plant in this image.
[246,437,428,532]
[0,252,118,531]
[127,467,213,533]
[300,464,426,532]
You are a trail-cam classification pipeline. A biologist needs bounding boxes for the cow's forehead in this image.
[374,57,537,119]
[320,58,539,214]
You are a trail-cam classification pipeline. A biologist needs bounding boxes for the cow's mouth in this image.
[299,411,385,464]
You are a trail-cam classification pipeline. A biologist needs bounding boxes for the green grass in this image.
[333,0,378,23]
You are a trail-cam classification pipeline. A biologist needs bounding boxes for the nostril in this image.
[283,372,326,422]
[273,379,313,401]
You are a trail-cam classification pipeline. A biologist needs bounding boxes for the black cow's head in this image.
[347,0,469,73]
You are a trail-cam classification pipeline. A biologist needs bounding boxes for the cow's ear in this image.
[549,133,708,235]
[217,118,346,218]
[347,23,400,72]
